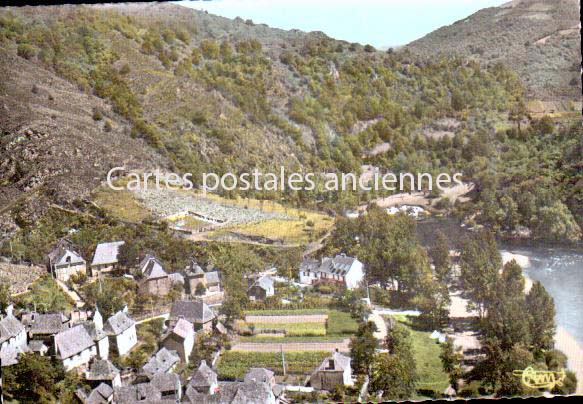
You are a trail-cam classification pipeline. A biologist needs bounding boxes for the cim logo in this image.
[512,366,566,390]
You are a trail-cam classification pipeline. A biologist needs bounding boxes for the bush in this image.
[17,43,36,60]
[92,107,104,121]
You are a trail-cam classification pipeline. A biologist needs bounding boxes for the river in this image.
[501,247,583,347]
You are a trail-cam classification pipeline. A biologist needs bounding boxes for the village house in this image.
[114,372,181,403]
[104,308,137,356]
[23,312,69,352]
[150,372,182,401]
[244,368,276,387]
[142,347,180,379]
[161,318,195,364]
[183,259,222,295]
[47,244,87,282]
[138,255,170,296]
[0,305,27,367]
[81,309,110,360]
[247,275,275,301]
[76,383,114,404]
[55,324,99,370]
[90,241,125,277]
[85,359,122,388]
[309,351,353,391]
[187,360,218,395]
[300,254,364,290]
[168,300,216,332]
[183,380,276,404]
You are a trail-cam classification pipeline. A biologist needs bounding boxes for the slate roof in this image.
[142,348,180,377]
[55,324,95,359]
[244,368,274,384]
[139,255,168,279]
[28,340,48,353]
[91,241,125,266]
[315,351,351,372]
[183,381,273,404]
[169,300,215,324]
[189,360,217,390]
[82,321,108,342]
[49,246,86,267]
[150,372,181,393]
[86,359,120,381]
[0,344,23,367]
[114,383,163,403]
[168,318,193,340]
[185,259,205,276]
[0,314,25,343]
[231,380,274,403]
[104,311,135,336]
[27,313,68,335]
[304,254,360,276]
[84,383,113,404]
[168,272,185,285]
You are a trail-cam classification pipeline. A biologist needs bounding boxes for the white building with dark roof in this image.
[300,254,364,289]
[104,308,137,356]
[48,245,87,282]
[55,324,98,370]
[90,241,125,276]
[0,305,27,353]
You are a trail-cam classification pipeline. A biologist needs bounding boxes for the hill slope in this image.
[406,0,581,102]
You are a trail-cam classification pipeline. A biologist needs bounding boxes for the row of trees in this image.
[458,230,577,396]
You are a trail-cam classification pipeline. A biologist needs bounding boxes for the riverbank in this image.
[501,250,583,395]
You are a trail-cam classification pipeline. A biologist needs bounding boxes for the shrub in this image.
[17,43,35,60]
[92,107,104,121]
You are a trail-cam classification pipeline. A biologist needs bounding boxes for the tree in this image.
[349,321,379,375]
[533,201,581,242]
[525,281,556,354]
[440,337,463,391]
[430,231,451,282]
[0,282,11,312]
[459,230,501,318]
[372,324,417,400]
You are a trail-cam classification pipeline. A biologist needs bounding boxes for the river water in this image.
[500,247,583,346]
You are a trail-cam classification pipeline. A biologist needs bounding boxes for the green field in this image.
[242,309,358,341]
[217,351,330,380]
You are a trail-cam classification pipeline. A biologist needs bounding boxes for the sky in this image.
[177,0,509,48]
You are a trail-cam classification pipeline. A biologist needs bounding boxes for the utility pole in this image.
[280,344,286,376]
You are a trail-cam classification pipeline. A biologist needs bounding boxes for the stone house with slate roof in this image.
[114,382,164,403]
[23,312,69,353]
[168,300,215,332]
[300,254,364,289]
[85,359,121,388]
[309,351,353,391]
[161,318,194,364]
[90,241,125,277]
[104,308,137,356]
[247,275,275,301]
[47,244,87,282]
[138,255,171,297]
[150,372,182,401]
[244,368,276,387]
[187,360,218,395]
[142,347,180,378]
[76,382,114,404]
[55,324,98,370]
[0,305,27,354]
[183,259,222,295]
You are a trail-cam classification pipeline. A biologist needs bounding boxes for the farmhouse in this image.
[24,312,69,347]
[161,318,195,364]
[300,254,364,290]
[85,359,122,388]
[104,309,137,356]
[247,275,275,301]
[183,259,222,295]
[47,245,87,282]
[90,241,125,276]
[138,255,170,296]
[309,351,353,391]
